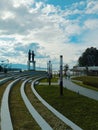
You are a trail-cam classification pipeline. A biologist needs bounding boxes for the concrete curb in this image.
[31,77,83,130]
[1,78,20,130]
[20,78,53,130]
[0,77,13,85]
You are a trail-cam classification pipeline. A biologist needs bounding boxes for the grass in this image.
[0,80,13,105]
[72,80,98,91]
[72,76,98,91]
[36,84,98,130]
[25,82,71,130]
[9,80,41,130]
[40,76,59,83]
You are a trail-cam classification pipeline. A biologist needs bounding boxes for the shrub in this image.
[72,76,98,88]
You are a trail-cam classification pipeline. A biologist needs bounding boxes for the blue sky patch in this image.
[0,37,15,41]
[41,0,85,9]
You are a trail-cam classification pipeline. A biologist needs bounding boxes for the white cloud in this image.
[13,0,34,8]
[84,19,98,30]
[0,0,98,69]
[65,24,81,35]
[86,0,98,14]
[1,11,15,20]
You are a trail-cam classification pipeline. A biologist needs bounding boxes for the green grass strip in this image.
[0,80,13,105]
[72,80,98,91]
[40,76,59,83]
[36,84,98,130]
[25,83,71,130]
[9,81,41,130]
[72,76,98,91]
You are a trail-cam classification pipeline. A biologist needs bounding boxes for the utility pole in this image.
[60,55,63,96]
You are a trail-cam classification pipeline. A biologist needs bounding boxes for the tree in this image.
[64,64,69,76]
[78,47,98,66]
[0,65,3,72]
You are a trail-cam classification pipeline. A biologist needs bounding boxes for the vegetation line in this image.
[25,82,71,130]
[72,76,98,91]
[0,80,13,106]
[9,80,41,130]
[36,84,98,130]
[21,79,52,130]
[1,78,20,130]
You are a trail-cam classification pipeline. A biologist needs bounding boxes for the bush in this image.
[83,79,98,88]
[72,76,98,88]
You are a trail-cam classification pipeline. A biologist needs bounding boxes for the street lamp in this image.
[59,55,63,96]
[47,60,52,86]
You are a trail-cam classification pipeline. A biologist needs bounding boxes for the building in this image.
[73,66,98,76]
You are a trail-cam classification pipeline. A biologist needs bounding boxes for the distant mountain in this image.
[11,63,27,70]
[11,63,47,71]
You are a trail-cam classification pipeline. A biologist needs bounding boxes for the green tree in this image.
[0,65,3,71]
[78,47,98,66]
[64,64,69,76]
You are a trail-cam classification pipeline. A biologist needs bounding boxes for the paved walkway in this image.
[63,78,98,101]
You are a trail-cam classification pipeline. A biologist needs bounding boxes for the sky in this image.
[0,0,98,70]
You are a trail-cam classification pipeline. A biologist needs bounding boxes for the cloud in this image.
[0,0,98,69]
[84,19,98,30]
[13,0,34,8]
[86,0,98,14]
